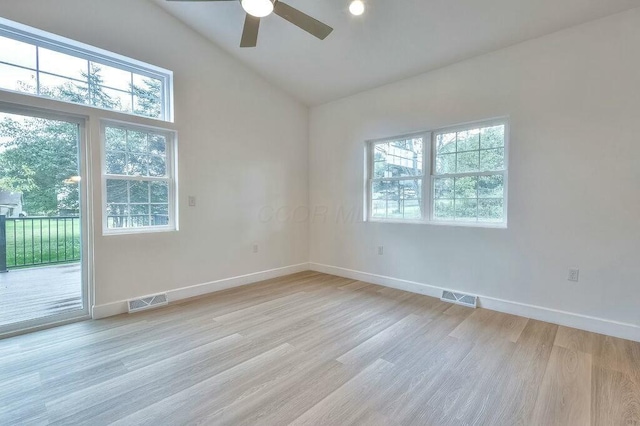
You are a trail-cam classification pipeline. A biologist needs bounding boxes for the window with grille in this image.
[0,18,173,121]
[366,120,508,227]
[102,122,177,234]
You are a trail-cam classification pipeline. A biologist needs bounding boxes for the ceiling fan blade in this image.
[273,2,333,40]
[166,1,236,2]
[240,14,260,48]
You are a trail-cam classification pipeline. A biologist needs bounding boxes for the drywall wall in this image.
[309,8,640,328]
[0,0,309,307]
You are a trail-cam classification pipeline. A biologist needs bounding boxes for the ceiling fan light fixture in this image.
[349,0,365,16]
[241,0,274,17]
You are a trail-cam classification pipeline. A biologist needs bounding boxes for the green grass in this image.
[4,218,81,268]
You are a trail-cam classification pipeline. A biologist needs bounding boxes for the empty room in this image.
[0,0,639,424]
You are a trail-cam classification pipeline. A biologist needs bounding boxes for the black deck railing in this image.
[0,215,81,271]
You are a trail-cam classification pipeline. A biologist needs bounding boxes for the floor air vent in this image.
[128,294,168,313]
[441,291,477,308]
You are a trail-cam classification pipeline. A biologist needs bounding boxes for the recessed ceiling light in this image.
[349,0,365,16]
[241,0,274,18]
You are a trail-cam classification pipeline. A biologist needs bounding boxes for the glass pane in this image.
[434,178,454,199]
[0,36,37,68]
[454,176,477,199]
[130,204,149,215]
[149,155,167,177]
[435,132,456,155]
[478,199,504,222]
[434,200,454,220]
[457,129,480,152]
[480,148,505,171]
[372,180,390,218]
[105,127,127,152]
[399,179,422,219]
[127,154,148,176]
[94,62,132,91]
[106,152,126,175]
[127,130,147,153]
[94,86,132,112]
[372,179,421,219]
[478,175,504,198]
[149,134,166,156]
[133,74,163,119]
[129,215,149,228]
[373,138,423,178]
[106,179,127,203]
[150,182,169,203]
[129,181,150,203]
[457,151,479,173]
[480,125,505,149]
[0,63,37,93]
[151,205,169,226]
[40,73,89,104]
[151,204,169,215]
[455,199,478,221]
[39,48,87,81]
[107,203,129,228]
[435,153,456,175]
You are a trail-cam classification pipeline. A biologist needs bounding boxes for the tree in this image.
[0,116,79,215]
[132,77,163,119]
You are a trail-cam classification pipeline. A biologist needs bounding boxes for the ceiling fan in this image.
[167,0,334,48]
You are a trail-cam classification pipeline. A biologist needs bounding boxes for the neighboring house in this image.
[0,190,25,218]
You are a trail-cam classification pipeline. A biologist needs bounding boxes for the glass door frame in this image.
[0,101,92,338]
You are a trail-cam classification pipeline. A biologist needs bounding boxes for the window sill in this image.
[102,226,177,236]
[367,218,507,229]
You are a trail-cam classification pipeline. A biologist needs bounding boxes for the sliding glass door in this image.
[0,107,89,336]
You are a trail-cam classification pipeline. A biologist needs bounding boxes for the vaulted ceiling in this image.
[153,0,639,105]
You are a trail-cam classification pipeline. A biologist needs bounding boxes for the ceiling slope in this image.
[153,0,640,105]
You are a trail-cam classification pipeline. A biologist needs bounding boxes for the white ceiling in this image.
[153,0,639,105]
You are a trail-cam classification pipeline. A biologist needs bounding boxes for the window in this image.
[366,120,508,227]
[102,122,177,234]
[0,18,173,121]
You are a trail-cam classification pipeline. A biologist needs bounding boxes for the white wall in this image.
[309,9,640,328]
[0,0,309,307]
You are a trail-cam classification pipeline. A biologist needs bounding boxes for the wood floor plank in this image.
[450,308,529,343]
[531,345,592,426]
[337,314,428,368]
[289,358,398,425]
[482,319,558,425]
[0,272,637,425]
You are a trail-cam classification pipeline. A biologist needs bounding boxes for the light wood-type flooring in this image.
[1,271,639,425]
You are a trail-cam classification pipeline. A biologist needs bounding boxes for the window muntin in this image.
[102,123,176,233]
[0,19,172,121]
[369,137,426,221]
[366,121,508,227]
[432,123,507,224]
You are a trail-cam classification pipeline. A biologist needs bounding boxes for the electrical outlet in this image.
[188,196,196,207]
[377,246,384,255]
[253,244,259,254]
[568,268,580,282]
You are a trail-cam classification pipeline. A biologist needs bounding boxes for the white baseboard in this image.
[309,262,640,343]
[92,263,310,320]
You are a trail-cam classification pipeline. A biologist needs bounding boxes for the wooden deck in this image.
[0,263,82,327]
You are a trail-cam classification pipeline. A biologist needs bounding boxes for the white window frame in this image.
[365,118,509,228]
[101,120,178,235]
[0,17,174,122]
